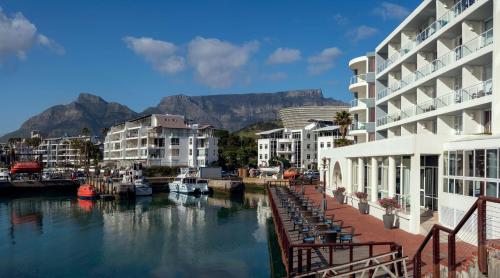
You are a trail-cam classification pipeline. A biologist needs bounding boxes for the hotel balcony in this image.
[377,79,492,127]
[377,28,493,102]
[276,148,293,153]
[376,0,484,75]
[348,72,375,91]
[349,98,375,113]
[350,122,375,134]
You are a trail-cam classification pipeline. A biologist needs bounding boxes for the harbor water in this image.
[0,191,285,277]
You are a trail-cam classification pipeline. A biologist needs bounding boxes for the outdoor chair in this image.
[339,227,355,244]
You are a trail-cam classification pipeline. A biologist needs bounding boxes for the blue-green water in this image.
[0,192,285,278]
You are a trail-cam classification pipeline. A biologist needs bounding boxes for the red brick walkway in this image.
[294,185,477,274]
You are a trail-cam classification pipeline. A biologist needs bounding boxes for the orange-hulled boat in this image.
[283,169,299,179]
[10,161,43,174]
[77,184,99,200]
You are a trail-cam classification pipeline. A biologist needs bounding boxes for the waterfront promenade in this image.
[284,184,477,276]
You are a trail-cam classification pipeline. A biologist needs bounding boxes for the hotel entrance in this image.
[420,156,438,211]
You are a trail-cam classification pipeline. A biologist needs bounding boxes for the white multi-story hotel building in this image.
[257,106,348,170]
[348,53,376,143]
[323,0,499,236]
[103,114,218,168]
[36,135,96,167]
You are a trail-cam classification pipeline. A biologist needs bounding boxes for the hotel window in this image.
[443,152,448,175]
[265,154,268,159]
[307,134,310,139]
[449,151,456,176]
[170,149,180,156]
[364,159,371,198]
[486,182,498,198]
[475,150,485,177]
[171,138,179,146]
[265,144,268,149]
[327,142,331,148]
[484,111,492,134]
[377,158,389,199]
[189,138,193,145]
[189,149,192,155]
[455,179,463,195]
[307,144,310,149]
[306,154,310,159]
[464,150,474,177]
[352,160,358,194]
[320,142,324,148]
[456,151,463,176]
[259,154,262,159]
[487,149,498,179]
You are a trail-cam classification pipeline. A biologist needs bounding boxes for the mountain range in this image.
[1,89,345,141]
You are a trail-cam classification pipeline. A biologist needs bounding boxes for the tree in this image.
[334,111,352,140]
[269,156,291,169]
[81,127,91,136]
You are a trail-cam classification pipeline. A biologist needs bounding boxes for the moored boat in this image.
[134,178,153,196]
[77,184,99,200]
[169,168,210,194]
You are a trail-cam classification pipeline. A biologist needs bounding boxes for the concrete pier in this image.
[0,180,80,194]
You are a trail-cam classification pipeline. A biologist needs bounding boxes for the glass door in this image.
[420,166,438,211]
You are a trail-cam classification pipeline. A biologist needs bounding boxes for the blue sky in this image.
[0,0,421,135]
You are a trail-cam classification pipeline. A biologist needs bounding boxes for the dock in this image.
[0,180,80,194]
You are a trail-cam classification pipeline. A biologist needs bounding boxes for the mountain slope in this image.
[143,89,344,131]
[1,93,138,140]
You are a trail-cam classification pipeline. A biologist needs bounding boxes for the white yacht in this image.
[134,178,153,196]
[169,168,210,194]
[0,168,10,181]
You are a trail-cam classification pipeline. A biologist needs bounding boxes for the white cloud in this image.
[187,36,259,88]
[0,7,63,62]
[373,2,410,20]
[332,13,349,25]
[349,25,378,42]
[266,47,301,64]
[307,47,342,75]
[264,72,288,81]
[123,36,185,74]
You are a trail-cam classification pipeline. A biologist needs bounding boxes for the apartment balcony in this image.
[376,0,482,75]
[377,79,492,127]
[350,122,375,134]
[276,148,294,153]
[349,72,375,91]
[349,98,375,113]
[377,28,493,102]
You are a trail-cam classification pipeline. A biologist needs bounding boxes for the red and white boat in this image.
[77,184,99,200]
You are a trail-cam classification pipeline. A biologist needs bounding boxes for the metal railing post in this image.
[448,233,456,278]
[477,197,487,274]
[433,227,440,278]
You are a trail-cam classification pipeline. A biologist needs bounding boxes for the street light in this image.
[321,157,331,212]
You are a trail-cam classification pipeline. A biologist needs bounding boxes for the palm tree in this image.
[81,127,90,137]
[101,127,109,141]
[334,111,352,140]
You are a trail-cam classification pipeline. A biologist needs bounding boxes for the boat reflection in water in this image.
[0,191,284,277]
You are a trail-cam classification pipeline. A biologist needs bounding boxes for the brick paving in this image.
[292,184,477,274]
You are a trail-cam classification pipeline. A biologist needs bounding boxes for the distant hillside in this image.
[233,120,283,139]
[1,89,346,141]
[0,94,138,140]
[142,89,344,131]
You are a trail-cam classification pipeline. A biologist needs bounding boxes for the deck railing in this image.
[413,195,500,278]
[267,185,404,277]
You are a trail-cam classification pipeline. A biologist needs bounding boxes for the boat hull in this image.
[169,183,197,194]
[135,186,153,196]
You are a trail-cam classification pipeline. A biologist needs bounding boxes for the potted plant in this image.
[333,187,346,204]
[355,192,369,214]
[378,197,400,229]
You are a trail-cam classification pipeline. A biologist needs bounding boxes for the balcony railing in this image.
[350,98,375,108]
[377,0,481,74]
[377,28,493,101]
[349,72,375,85]
[350,122,375,132]
[377,79,492,127]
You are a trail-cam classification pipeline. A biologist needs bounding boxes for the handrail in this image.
[412,195,500,278]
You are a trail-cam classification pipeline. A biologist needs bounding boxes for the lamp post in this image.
[321,157,330,212]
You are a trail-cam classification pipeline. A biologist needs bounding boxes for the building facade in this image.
[257,105,349,170]
[322,0,500,238]
[348,53,376,143]
[103,114,218,168]
[36,136,97,167]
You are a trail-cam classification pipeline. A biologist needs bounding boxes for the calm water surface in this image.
[0,192,285,278]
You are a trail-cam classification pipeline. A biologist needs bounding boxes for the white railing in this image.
[377,28,493,100]
[377,0,481,74]
[349,72,375,85]
[377,79,492,127]
[351,122,375,132]
[350,99,358,107]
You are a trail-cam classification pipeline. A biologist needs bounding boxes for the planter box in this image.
[358,202,369,214]
[383,214,395,229]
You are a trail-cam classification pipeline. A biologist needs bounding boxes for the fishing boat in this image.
[134,178,153,196]
[169,168,210,194]
[77,184,99,200]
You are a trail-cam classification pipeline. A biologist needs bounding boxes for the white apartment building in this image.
[349,53,376,143]
[322,0,499,237]
[257,106,348,170]
[103,114,218,168]
[36,135,96,167]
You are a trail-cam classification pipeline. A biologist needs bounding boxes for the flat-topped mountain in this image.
[1,89,346,140]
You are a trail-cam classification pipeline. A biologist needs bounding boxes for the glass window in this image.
[171,138,180,145]
[455,179,463,195]
[464,150,474,177]
[474,181,483,197]
[449,151,456,176]
[475,150,485,177]
[465,180,474,196]
[487,149,498,179]
[448,179,455,194]
[456,151,463,176]
[444,178,448,193]
[486,182,497,198]
[443,152,448,176]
